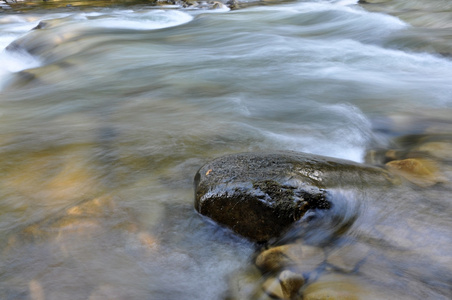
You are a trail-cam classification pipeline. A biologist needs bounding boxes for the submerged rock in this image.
[260,271,305,300]
[255,243,325,274]
[262,277,286,299]
[279,270,305,299]
[385,158,445,187]
[325,242,371,273]
[301,276,362,300]
[194,151,394,242]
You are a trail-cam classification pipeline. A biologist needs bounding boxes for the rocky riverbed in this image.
[195,115,452,299]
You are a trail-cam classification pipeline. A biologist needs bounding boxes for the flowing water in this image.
[0,0,451,299]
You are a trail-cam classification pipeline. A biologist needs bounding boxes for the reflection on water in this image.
[0,0,452,299]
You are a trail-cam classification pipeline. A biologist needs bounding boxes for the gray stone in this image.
[194,151,394,242]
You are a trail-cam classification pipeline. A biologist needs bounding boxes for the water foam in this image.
[0,17,41,90]
[0,9,193,89]
[241,103,372,163]
[85,10,193,30]
[334,0,359,5]
[0,49,41,90]
[248,0,407,29]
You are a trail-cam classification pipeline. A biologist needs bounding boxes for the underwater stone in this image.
[279,270,305,299]
[255,243,325,273]
[385,158,445,187]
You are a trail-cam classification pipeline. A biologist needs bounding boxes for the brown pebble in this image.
[385,158,445,187]
[256,244,325,273]
[279,270,304,299]
[262,277,285,299]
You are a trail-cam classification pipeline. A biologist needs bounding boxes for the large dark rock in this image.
[194,151,394,242]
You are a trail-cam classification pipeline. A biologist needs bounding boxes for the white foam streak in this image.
[248,0,407,29]
[0,49,41,89]
[264,130,367,162]
[0,19,41,90]
[0,9,194,90]
[1,49,40,73]
[87,10,193,30]
[242,104,372,162]
[334,0,358,5]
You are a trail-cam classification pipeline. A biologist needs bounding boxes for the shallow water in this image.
[0,0,451,299]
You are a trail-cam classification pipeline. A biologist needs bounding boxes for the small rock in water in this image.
[262,277,285,299]
[261,271,305,299]
[385,158,445,187]
[224,266,264,300]
[255,243,325,274]
[326,243,371,273]
[256,244,295,272]
[279,270,304,299]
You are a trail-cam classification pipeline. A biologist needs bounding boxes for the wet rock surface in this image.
[194,151,394,242]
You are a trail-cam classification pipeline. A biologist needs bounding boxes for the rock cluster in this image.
[195,125,452,299]
[252,241,377,300]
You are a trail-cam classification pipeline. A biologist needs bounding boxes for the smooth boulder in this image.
[194,151,394,242]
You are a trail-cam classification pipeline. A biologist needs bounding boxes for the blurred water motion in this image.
[0,0,452,299]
